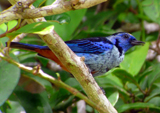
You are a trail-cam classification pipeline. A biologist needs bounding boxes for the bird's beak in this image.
[131,40,145,46]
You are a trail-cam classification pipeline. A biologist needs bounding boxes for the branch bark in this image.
[3,0,117,112]
[0,0,107,24]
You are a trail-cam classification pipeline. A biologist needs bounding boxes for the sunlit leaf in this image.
[120,42,149,76]
[108,91,119,106]
[7,22,55,37]
[33,25,54,35]
[7,20,18,30]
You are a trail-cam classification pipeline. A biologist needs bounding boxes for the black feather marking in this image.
[115,39,123,56]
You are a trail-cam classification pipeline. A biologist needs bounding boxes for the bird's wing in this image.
[65,37,113,54]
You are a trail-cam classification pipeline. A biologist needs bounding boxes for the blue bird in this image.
[7,32,144,76]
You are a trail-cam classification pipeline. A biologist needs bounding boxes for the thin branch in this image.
[0,0,107,24]
[0,52,103,112]
[12,33,27,42]
[0,24,20,38]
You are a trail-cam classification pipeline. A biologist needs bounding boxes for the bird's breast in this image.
[76,46,124,76]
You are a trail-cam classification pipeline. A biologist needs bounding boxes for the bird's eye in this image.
[123,34,129,39]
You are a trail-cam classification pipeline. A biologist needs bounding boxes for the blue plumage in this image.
[8,32,144,76]
[66,37,113,54]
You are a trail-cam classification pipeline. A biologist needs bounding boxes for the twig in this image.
[0,24,20,38]
[0,52,105,112]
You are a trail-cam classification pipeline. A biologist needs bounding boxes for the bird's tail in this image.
[6,42,69,72]
[6,42,49,52]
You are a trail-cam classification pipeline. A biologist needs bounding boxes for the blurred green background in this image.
[0,0,160,113]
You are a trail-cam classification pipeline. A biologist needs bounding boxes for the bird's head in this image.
[107,32,145,52]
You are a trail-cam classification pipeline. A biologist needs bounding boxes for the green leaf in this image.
[33,25,54,35]
[113,0,125,8]
[142,0,160,24]
[120,12,139,23]
[80,10,117,31]
[7,22,55,37]
[37,56,49,67]
[7,20,18,30]
[72,30,115,40]
[65,78,82,91]
[49,88,70,108]
[138,64,153,84]
[19,35,44,45]
[96,73,129,96]
[14,86,52,113]
[148,97,160,107]
[33,0,46,7]
[39,92,52,113]
[45,0,55,5]
[0,23,7,32]
[52,9,87,41]
[132,31,141,41]
[46,13,71,24]
[0,23,9,45]
[112,69,138,85]
[145,88,160,102]
[21,70,52,92]
[117,103,160,113]
[126,83,137,92]
[108,91,119,106]
[16,52,37,63]
[141,63,160,90]
[146,32,159,41]
[6,101,25,113]
[120,42,149,76]
[0,37,8,46]
[0,54,20,106]
[86,105,93,112]
[52,95,75,111]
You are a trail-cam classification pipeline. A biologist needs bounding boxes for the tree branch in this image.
[0,0,107,24]
[3,0,117,112]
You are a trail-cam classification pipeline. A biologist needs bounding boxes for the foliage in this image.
[0,0,160,112]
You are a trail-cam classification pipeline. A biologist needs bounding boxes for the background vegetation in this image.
[0,0,160,113]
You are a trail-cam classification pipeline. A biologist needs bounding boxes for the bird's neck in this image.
[114,39,123,56]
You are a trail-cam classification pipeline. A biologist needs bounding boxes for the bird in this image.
[6,32,144,76]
